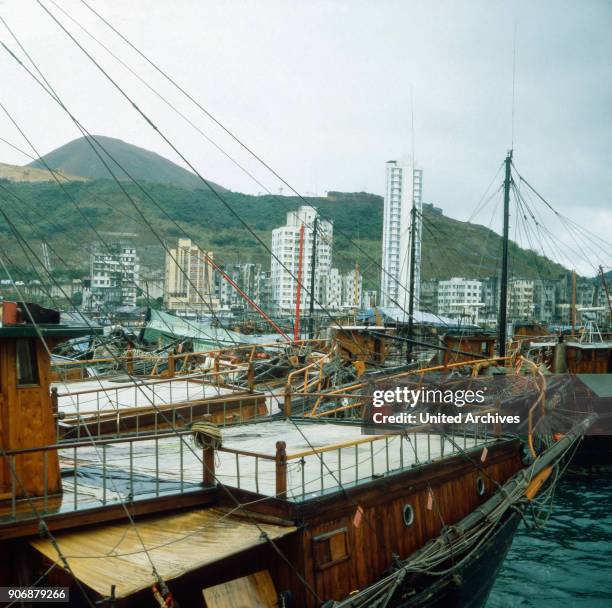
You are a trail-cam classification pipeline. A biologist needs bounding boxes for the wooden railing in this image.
[0,415,498,525]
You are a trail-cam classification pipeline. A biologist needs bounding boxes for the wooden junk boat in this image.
[0,303,594,607]
[520,327,612,471]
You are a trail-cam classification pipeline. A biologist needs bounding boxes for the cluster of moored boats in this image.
[0,299,608,607]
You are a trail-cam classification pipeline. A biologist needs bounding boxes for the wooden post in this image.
[126,348,134,375]
[247,362,255,393]
[284,384,292,418]
[50,387,58,416]
[167,352,175,378]
[213,354,223,386]
[203,445,215,487]
[494,400,502,438]
[275,441,287,497]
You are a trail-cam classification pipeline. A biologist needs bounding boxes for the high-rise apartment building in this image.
[271,206,333,314]
[164,238,218,313]
[437,277,483,322]
[508,279,535,321]
[90,235,139,310]
[342,268,363,309]
[380,159,423,310]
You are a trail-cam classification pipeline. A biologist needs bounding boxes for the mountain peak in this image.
[27,135,226,191]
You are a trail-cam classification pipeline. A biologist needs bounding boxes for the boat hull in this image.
[394,510,521,608]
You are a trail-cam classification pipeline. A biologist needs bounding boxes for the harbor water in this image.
[488,474,612,607]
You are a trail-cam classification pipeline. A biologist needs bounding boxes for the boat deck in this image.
[53,378,236,415]
[0,420,494,532]
[58,420,487,504]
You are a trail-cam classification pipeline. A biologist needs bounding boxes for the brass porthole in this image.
[477,476,486,496]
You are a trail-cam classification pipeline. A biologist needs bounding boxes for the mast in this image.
[571,269,577,334]
[308,216,318,339]
[599,265,612,322]
[406,198,417,360]
[294,223,305,343]
[498,150,513,358]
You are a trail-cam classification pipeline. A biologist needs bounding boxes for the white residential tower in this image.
[271,206,333,314]
[380,159,423,311]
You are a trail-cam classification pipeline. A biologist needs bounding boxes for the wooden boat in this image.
[0,303,593,607]
[525,332,612,471]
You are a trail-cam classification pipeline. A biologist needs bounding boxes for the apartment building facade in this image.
[164,238,218,313]
[90,237,139,310]
[271,206,333,314]
[380,159,423,309]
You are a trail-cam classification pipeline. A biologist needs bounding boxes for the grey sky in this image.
[0,0,610,274]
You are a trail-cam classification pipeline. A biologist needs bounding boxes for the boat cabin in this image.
[442,333,496,365]
[0,301,100,500]
[564,341,612,374]
[330,325,388,364]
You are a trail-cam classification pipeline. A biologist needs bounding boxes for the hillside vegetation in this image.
[0,178,569,289]
[0,162,85,183]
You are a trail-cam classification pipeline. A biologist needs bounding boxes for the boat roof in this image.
[53,378,237,415]
[0,323,101,339]
[29,507,296,599]
[577,374,612,398]
[357,307,478,329]
[141,308,284,349]
[62,420,487,504]
[331,325,388,331]
[565,341,612,350]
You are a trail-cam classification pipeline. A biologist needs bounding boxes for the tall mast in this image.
[498,150,513,358]
[571,269,577,333]
[406,197,417,360]
[294,223,305,343]
[308,216,318,339]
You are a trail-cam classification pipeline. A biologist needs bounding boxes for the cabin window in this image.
[402,504,415,527]
[313,527,350,570]
[16,339,39,386]
[476,476,486,496]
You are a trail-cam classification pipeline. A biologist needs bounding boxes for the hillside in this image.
[0,162,85,183]
[28,135,226,192]
[0,180,569,289]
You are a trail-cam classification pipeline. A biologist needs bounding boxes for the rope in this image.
[191,422,223,449]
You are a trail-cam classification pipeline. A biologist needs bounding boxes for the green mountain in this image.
[28,135,226,192]
[0,178,569,290]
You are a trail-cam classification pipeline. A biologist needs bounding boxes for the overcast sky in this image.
[0,0,610,274]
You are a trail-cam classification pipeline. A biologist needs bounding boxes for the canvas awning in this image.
[356,307,478,329]
[140,308,283,350]
[577,373,612,398]
[29,508,296,599]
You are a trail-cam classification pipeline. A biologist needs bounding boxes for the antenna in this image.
[511,23,517,148]
[410,85,415,162]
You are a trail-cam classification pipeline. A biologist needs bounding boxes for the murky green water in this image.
[488,475,612,607]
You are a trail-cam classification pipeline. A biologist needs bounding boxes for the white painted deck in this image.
[59,420,487,504]
[53,379,237,415]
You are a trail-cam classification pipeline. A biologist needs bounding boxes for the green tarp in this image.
[141,309,283,351]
